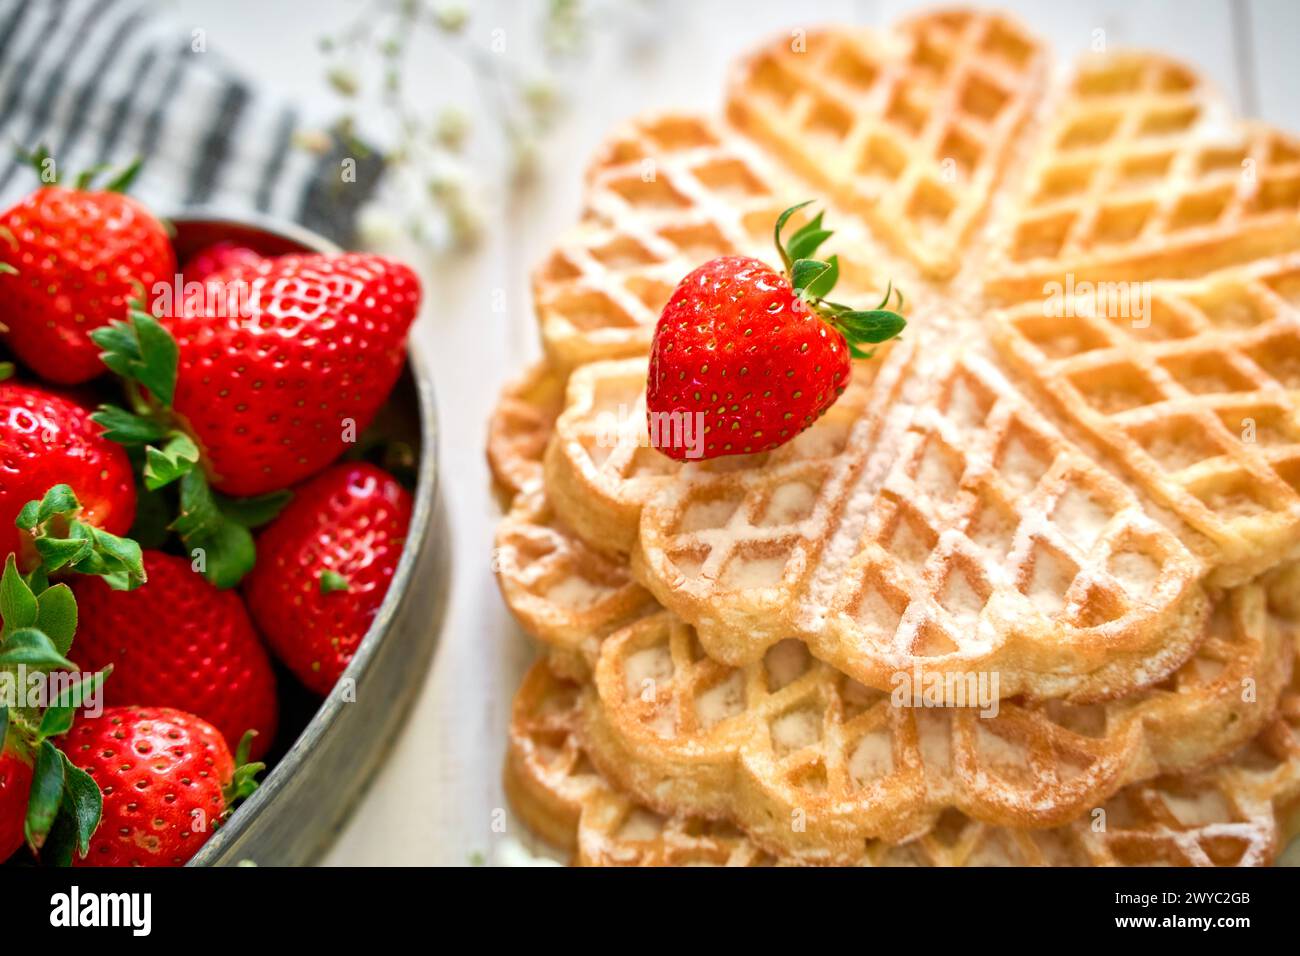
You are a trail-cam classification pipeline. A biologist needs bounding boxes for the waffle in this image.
[992,255,1300,586]
[486,360,566,504]
[493,489,1291,859]
[494,486,654,680]
[544,350,883,555]
[577,584,1289,861]
[985,51,1300,301]
[506,652,1300,866]
[497,5,1300,868]
[726,9,1047,279]
[533,114,899,372]
[549,340,1207,701]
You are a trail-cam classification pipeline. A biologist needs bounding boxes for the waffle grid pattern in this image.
[993,256,1300,585]
[508,649,1300,866]
[726,10,1047,278]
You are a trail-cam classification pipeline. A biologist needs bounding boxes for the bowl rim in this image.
[162,210,442,864]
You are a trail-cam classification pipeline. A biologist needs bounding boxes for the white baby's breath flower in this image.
[356,203,404,252]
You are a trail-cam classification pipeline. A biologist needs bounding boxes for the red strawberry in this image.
[71,550,278,760]
[179,241,262,284]
[244,463,412,695]
[0,173,175,385]
[0,746,33,863]
[0,381,136,565]
[66,706,259,867]
[165,253,420,496]
[647,203,905,461]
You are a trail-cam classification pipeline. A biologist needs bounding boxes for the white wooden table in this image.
[171,0,1300,865]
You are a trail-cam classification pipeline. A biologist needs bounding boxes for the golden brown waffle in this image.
[577,586,1288,861]
[544,350,883,555]
[985,51,1300,301]
[494,486,654,679]
[992,256,1300,586]
[507,653,1300,866]
[726,9,1047,279]
[486,360,566,504]
[549,340,1207,700]
[533,113,898,372]
[493,487,1292,860]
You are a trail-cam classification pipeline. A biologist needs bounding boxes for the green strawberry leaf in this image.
[0,628,76,670]
[769,203,906,359]
[172,471,256,588]
[224,732,265,809]
[57,752,101,858]
[38,669,110,741]
[19,477,149,596]
[102,156,143,194]
[786,225,833,264]
[17,143,55,185]
[834,309,908,344]
[773,200,814,272]
[217,489,293,529]
[34,584,76,655]
[0,706,8,748]
[143,431,200,490]
[16,484,79,531]
[803,254,840,301]
[0,554,38,639]
[791,258,833,298]
[91,404,168,445]
[320,570,351,594]
[24,739,64,852]
[0,358,14,376]
[73,163,111,190]
[90,308,179,408]
[33,535,91,572]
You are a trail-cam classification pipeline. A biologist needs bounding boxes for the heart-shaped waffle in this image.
[506,650,1300,866]
[548,342,1207,700]
[492,478,1291,862]
[578,587,1287,861]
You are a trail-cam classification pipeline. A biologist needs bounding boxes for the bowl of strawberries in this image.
[0,160,444,867]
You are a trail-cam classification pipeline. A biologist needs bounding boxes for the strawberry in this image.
[244,463,411,695]
[70,550,278,760]
[0,380,136,567]
[169,252,420,496]
[647,202,905,461]
[91,253,420,586]
[0,745,33,862]
[0,155,175,385]
[179,241,262,284]
[1,553,113,865]
[66,706,261,867]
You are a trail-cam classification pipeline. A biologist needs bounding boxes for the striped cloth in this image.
[0,0,383,244]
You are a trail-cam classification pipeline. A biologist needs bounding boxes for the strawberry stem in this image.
[773,201,907,354]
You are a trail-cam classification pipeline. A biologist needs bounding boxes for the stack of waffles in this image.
[486,7,1300,865]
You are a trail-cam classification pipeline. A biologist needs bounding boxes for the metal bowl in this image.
[163,212,446,866]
